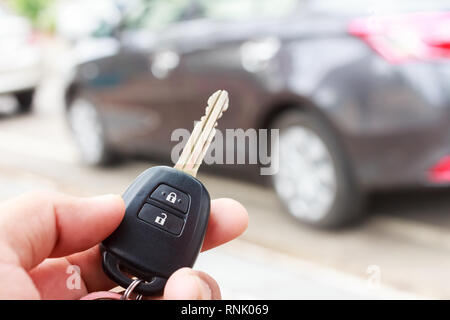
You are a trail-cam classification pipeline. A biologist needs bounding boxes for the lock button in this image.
[138,204,184,235]
[150,184,190,213]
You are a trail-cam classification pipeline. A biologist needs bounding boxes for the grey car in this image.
[66,0,450,228]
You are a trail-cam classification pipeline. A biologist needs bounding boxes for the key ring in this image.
[120,279,143,300]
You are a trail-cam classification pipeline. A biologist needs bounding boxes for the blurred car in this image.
[66,0,450,228]
[0,4,43,113]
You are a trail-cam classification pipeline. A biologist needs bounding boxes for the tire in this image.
[15,89,35,113]
[68,97,116,166]
[270,109,364,228]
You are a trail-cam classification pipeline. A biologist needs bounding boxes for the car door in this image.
[121,0,298,165]
[150,0,298,168]
[109,0,198,158]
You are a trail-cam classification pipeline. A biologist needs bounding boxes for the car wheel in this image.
[15,89,34,113]
[68,98,115,166]
[271,109,364,228]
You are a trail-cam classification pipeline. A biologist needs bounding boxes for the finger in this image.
[66,246,118,293]
[29,246,117,300]
[163,267,221,300]
[201,198,248,251]
[28,198,248,297]
[0,191,125,270]
[0,262,40,299]
[29,257,87,300]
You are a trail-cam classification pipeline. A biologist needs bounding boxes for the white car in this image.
[0,5,43,113]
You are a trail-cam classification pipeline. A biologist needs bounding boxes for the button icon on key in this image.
[154,213,167,226]
[166,192,177,204]
[138,203,185,235]
[150,185,190,213]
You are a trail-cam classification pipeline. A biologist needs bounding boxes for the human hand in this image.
[0,191,248,300]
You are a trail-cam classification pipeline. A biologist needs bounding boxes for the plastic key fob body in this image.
[101,166,210,296]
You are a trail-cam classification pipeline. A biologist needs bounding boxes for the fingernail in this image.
[192,275,212,300]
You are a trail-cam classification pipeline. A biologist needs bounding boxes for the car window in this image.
[194,0,300,21]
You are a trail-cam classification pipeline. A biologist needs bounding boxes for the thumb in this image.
[163,268,221,300]
[0,191,125,270]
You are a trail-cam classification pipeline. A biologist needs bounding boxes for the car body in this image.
[0,4,43,112]
[67,0,450,227]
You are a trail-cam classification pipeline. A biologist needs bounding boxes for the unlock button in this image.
[138,204,184,235]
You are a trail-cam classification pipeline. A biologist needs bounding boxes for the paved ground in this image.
[2,107,449,299]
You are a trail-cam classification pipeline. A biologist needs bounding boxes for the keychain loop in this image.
[120,279,143,300]
[101,250,167,296]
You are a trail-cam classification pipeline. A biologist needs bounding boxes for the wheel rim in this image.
[273,126,337,222]
[69,99,105,164]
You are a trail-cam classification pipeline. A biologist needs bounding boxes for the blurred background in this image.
[2,0,450,299]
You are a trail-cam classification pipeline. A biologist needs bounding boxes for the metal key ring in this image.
[120,279,143,300]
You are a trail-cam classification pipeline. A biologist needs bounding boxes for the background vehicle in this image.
[0,4,43,113]
[66,0,450,228]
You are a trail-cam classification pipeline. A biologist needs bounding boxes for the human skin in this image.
[0,191,248,300]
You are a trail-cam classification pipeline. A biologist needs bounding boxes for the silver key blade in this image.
[174,92,222,171]
[174,90,229,177]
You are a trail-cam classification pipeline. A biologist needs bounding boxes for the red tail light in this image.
[348,12,450,64]
[429,156,450,183]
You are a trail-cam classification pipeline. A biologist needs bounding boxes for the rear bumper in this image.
[332,60,450,189]
[0,44,43,94]
[0,64,43,94]
[346,120,450,189]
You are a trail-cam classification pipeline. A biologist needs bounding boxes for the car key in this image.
[101,90,229,296]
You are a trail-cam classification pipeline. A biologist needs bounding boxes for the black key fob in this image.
[101,166,210,296]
